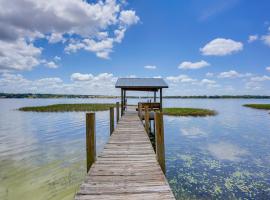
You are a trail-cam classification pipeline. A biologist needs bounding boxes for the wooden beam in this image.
[155,112,165,174]
[86,112,96,172]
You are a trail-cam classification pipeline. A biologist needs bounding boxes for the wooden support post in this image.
[116,102,120,123]
[110,107,114,135]
[86,112,96,173]
[160,88,163,111]
[145,106,150,135]
[154,91,156,102]
[138,103,142,120]
[121,89,123,116]
[155,112,165,174]
[123,90,126,111]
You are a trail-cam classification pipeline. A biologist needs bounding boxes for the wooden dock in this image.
[74,109,175,200]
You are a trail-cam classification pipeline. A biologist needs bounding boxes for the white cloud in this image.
[218,70,252,78]
[45,61,58,69]
[71,73,93,81]
[261,34,270,46]
[0,38,42,71]
[206,72,214,77]
[248,35,258,43]
[201,79,216,84]
[144,65,157,70]
[119,10,140,26]
[0,0,139,68]
[266,66,270,72]
[178,60,210,70]
[54,56,61,61]
[250,75,270,82]
[166,75,197,83]
[48,33,65,44]
[0,72,117,95]
[200,38,243,56]
[245,81,262,90]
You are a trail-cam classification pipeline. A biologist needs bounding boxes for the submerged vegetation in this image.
[243,104,270,110]
[163,108,217,117]
[19,103,115,112]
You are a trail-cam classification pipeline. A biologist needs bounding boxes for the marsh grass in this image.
[243,104,270,110]
[163,107,217,117]
[19,103,116,112]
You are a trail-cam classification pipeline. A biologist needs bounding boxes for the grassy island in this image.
[243,104,270,110]
[163,107,217,117]
[19,103,116,112]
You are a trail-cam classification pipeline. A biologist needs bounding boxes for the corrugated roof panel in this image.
[115,78,168,88]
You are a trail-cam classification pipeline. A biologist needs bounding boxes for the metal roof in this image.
[115,78,168,90]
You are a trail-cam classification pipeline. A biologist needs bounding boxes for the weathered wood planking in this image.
[75,110,175,200]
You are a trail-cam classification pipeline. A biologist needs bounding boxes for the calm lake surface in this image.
[1,98,270,200]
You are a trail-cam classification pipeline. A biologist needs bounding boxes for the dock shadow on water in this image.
[1,98,270,199]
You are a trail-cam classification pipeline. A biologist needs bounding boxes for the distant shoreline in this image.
[1,93,270,99]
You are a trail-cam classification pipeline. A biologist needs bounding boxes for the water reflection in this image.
[1,98,270,199]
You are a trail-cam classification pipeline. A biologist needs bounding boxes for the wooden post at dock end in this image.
[110,107,114,135]
[86,112,96,173]
[138,103,142,120]
[145,106,150,135]
[116,102,120,123]
[155,112,165,174]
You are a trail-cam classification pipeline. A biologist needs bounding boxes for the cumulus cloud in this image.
[261,34,270,46]
[178,60,210,70]
[144,65,157,70]
[266,66,270,72]
[0,72,117,95]
[0,0,140,69]
[119,10,140,26]
[248,35,258,43]
[0,38,42,71]
[201,79,216,84]
[45,61,58,69]
[200,38,243,56]
[206,72,214,77]
[250,75,270,82]
[218,70,252,78]
[166,75,197,83]
[71,73,93,81]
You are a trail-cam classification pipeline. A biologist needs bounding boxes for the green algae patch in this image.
[19,103,116,112]
[163,107,217,117]
[243,104,270,110]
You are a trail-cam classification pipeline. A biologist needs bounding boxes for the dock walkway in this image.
[75,109,175,200]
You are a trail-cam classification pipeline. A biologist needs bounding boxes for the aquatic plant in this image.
[243,104,270,110]
[163,107,217,117]
[18,103,116,112]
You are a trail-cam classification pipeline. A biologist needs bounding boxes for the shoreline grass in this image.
[163,107,217,117]
[18,103,116,112]
[243,104,270,110]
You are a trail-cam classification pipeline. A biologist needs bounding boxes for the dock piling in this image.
[145,106,150,135]
[116,102,120,123]
[86,112,96,173]
[155,112,165,174]
[110,107,114,135]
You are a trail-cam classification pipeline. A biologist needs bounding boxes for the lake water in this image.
[0,98,270,200]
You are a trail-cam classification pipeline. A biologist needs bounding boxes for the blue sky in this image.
[0,0,270,95]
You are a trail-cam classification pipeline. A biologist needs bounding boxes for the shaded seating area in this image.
[115,78,168,115]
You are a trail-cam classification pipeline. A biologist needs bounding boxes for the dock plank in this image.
[74,110,175,200]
